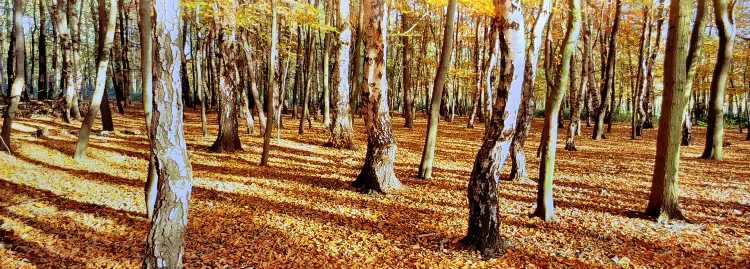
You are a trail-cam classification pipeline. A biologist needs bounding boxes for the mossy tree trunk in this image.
[534,0,581,222]
[646,0,696,223]
[418,0,457,180]
[702,0,736,160]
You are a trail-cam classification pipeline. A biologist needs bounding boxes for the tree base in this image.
[564,141,577,151]
[460,234,510,259]
[531,208,558,222]
[351,165,402,195]
[645,207,691,224]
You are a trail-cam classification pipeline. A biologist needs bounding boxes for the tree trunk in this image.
[646,0,693,223]
[195,7,207,137]
[351,0,402,194]
[462,0,526,256]
[593,0,622,140]
[350,1,364,119]
[209,33,242,153]
[565,49,585,151]
[180,20,193,110]
[329,0,354,149]
[680,0,708,147]
[299,30,316,135]
[0,0,25,152]
[509,0,551,182]
[292,27,302,120]
[634,7,652,139]
[142,1,193,267]
[37,0,49,100]
[73,0,117,161]
[534,0,581,222]
[702,0,735,160]
[418,0,457,179]
[69,0,83,121]
[322,4,332,129]
[260,0,278,166]
[402,13,414,129]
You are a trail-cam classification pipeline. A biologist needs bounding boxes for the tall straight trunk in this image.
[593,0,622,140]
[467,17,483,129]
[180,20,192,109]
[509,0,551,182]
[195,6,207,137]
[350,0,364,119]
[55,0,75,122]
[209,33,242,153]
[417,0,457,180]
[260,0,278,166]
[51,18,59,99]
[462,0,526,256]
[351,0,402,194]
[646,0,693,222]
[69,0,83,121]
[37,0,49,100]
[73,0,117,161]
[634,7,652,139]
[402,13,414,129]
[329,0,354,149]
[0,0,25,151]
[534,0,581,221]
[565,49,585,151]
[322,3,332,129]
[142,1,193,267]
[299,30,317,135]
[292,27,302,120]
[702,0,736,160]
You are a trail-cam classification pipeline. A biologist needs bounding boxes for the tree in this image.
[142,0,194,267]
[69,0,83,121]
[418,0,457,180]
[702,0,737,160]
[0,0,25,152]
[195,6,208,138]
[534,0,581,221]
[209,32,242,152]
[633,6,652,139]
[646,0,694,222]
[350,0,402,194]
[462,0,525,256]
[260,0,278,166]
[139,0,158,219]
[73,0,118,161]
[592,0,622,140]
[328,0,354,149]
[37,0,49,100]
[682,0,709,146]
[509,0,551,182]
[402,13,414,129]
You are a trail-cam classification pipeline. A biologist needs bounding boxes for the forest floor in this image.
[0,104,748,268]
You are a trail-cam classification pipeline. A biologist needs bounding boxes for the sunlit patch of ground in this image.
[0,103,748,268]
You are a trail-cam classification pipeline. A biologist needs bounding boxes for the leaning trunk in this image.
[73,0,117,161]
[463,0,526,256]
